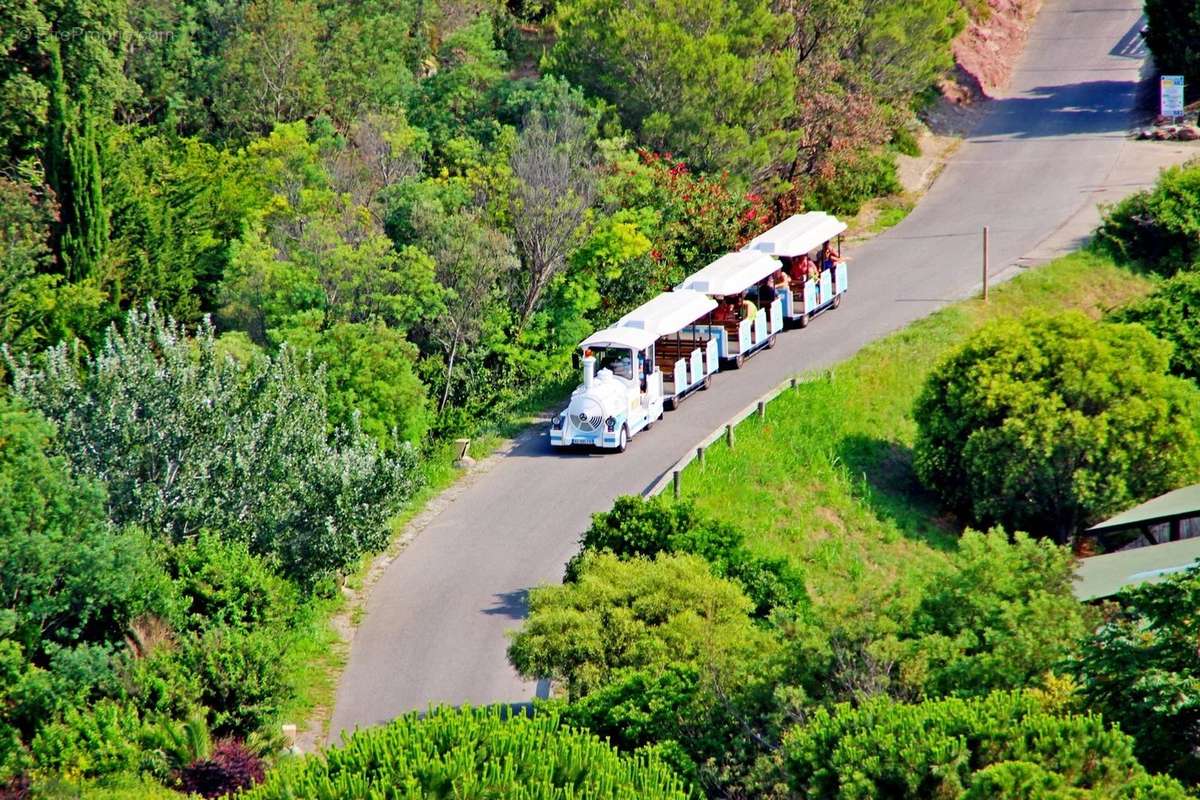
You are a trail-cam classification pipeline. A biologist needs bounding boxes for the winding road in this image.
[331,0,1193,738]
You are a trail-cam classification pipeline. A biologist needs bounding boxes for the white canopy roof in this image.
[743,212,847,258]
[676,250,781,297]
[580,326,657,352]
[579,290,716,352]
[616,290,716,338]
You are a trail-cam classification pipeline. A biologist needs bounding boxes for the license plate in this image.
[573,438,591,446]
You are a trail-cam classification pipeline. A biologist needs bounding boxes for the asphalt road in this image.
[331,0,1192,738]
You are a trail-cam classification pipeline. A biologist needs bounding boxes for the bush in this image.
[913,311,1200,541]
[1095,161,1200,275]
[7,305,420,584]
[569,496,807,617]
[511,552,771,700]
[169,535,296,633]
[805,147,902,217]
[1111,270,1200,383]
[178,627,287,738]
[774,691,1188,798]
[28,702,151,782]
[179,739,264,798]
[243,706,689,799]
[1070,566,1200,782]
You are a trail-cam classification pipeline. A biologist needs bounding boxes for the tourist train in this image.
[550,212,848,452]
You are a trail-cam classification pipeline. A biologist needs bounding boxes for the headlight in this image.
[551,414,564,429]
[605,416,616,432]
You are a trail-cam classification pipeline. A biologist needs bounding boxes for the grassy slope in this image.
[671,250,1153,601]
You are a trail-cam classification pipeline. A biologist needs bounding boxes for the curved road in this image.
[332,0,1192,738]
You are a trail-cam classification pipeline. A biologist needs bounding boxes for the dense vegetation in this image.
[1143,0,1200,105]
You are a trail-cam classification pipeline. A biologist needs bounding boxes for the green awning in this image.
[1075,537,1200,600]
[1086,484,1200,535]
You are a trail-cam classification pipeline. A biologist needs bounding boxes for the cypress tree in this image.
[43,38,108,282]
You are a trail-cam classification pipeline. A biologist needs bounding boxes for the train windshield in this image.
[590,346,634,381]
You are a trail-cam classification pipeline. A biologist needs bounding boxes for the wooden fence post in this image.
[725,424,734,448]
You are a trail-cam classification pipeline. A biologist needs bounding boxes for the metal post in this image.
[757,401,766,420]
[725,423,734,448]
[672,470,681,499]
[790,376,798,389]
[982,225,990,301]
[697,446,706,467]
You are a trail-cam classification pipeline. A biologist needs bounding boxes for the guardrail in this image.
[643,370,823,498]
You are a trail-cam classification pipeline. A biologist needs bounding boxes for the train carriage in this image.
[676,250,785,368]
[744,212,848,327]
[549,290,717,451]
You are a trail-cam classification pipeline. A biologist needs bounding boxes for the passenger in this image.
[819,241,840,272]
[769,268,791,293]
[739,293,758,320]
[758,277,777,308]
[789,253,818,284]
[712,298,735,323]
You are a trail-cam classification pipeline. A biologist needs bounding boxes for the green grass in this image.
[670,250,1155,601]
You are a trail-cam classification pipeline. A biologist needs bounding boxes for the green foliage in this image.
[1096,160,1200,275]
[0,400,175,656]
[28,701,156,782]
[902,530,1092,697]
[169,535,297,633]
[1070,566,1200,782]
[1143,1,1200,105]
[773,691,1189,799]
[244,706,690,799]
[804,147,901,217]
[913,311,1200,541]
[510,552,772,700]
[1111,270,1200,383]
[8,305,418,584]
[548,0,797,179]
[178,626,287,737]
[569,496,807,617]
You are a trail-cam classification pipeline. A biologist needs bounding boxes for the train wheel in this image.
[766,333,778,349]
[798,311,810,328]
[664,396,677,411]
[617,426,628,453]
[702,374,712,390]
[833,293,843,309]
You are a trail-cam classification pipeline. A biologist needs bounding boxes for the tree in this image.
[212,0,327,136]
[411,203,518,412]
[7,305,418,584]
[913,312,1200,542]
[243,706,690,799]
[510,107,597,327]
[547,0,797,181]
[508,552,773,701]
[1070,566,1200,781]
[902,529,1093,697]
[568,495,808,618]
[1112,271,1200,384]
[771,691,1188,799]
[0,174,61,354]
[1143,0,1200,105]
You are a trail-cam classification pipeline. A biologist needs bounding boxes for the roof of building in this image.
[1074,537,1200,600]
[743,212,847,258]
[1086,484,1200,535]
[616,290,717,338]
[677,250,782,297]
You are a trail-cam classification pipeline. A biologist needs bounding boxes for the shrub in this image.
[169,535,296,633]
[569,496,807,617]
[913,311,1200,541]
[1095,161,1200,275]
[178,627,287,738]
[243,706,689,799]
[28,701,150,781]
[1070,566,1200,782]
[774,691,1188,798]
[511,552,771,700]
[805,147,902,217]
[179,739,265,798]
[7,305,419,584]
[1111,270,1200,383]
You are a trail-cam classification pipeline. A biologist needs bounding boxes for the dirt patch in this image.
[925,0,1042,134]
